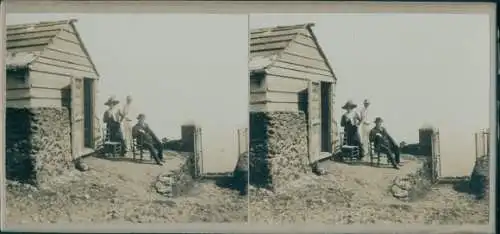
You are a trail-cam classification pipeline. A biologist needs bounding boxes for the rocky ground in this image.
[5,151,247,225]
[249,155,489,225]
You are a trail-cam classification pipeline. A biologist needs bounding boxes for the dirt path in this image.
[249,156,489,225]
[6,151,247,225]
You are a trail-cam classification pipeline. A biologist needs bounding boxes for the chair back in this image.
[102,123,115,143]
[369,140,376,155]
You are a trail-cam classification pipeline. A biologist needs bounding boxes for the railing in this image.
[238,128,249,156]
[474,129,490,160]
[193,127,248,179]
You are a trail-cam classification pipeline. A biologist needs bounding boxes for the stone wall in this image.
[391,158,433,201]
[6,107,72,185]
[249,111,309,191]
[470,155,490,200]
[154,153,196,198]
[181,125,196,152]
[418,126,436,156]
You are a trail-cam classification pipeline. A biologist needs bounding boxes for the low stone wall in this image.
[162,138,184,152]
[6,107,72,185]
[390,158,433,201]
[154,153,196,197]
[249,111,309,191]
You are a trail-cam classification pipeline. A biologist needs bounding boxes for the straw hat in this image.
[104,96,119,106]
[341,100,357,110]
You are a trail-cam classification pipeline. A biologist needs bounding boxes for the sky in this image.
[250,13,491,177]
[7,14,249,173]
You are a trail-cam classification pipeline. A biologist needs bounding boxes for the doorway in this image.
[320,82,332,153]
[83,78,94,148]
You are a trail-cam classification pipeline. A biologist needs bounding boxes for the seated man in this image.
[369,117,402,170]
[132,114,165,166]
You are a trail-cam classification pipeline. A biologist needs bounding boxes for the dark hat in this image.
[342,100,357,110]
[137,113,146,120]
[374,117,383,123]
[363,99,370,104]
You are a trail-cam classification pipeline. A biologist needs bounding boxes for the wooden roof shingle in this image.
[5,19,100,77]
[249,23,314,72]
[249,22,336,81]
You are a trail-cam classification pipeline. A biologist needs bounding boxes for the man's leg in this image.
[379,146,398,169]
[154,143,165,161]
[144,143,162,165]
[390,144,401,164]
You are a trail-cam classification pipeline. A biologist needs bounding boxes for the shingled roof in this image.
[6,19,99,76]
[249,23,315,72]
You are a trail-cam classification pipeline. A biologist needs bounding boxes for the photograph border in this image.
[0,1,497,233]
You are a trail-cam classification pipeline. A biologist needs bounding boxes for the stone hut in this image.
[249,23,338,190]
[5,19,100,185]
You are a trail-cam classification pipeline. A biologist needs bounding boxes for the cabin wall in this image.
[248,26,339,191]
[6,70,30,108]
[249,74,268,112]
[25,24,101,150]
[5,107,72,185]
[249,111,309,191]
[28,24,98,108]
[264,32,334,113]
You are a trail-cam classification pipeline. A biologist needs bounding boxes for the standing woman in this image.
[103,96,127,156]
[358,99,371,158]
[120,95,134,151]
[340,100,364,159]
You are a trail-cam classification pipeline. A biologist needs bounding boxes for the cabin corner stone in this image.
[6,107,72,185]
[249,111,309,191]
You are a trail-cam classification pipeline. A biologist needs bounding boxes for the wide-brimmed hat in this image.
[137,113,146,120]
[104,96,120,106]
[342,100,357,110]
[374,117,383,123]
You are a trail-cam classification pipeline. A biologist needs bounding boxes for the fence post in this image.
[475,132,479,160]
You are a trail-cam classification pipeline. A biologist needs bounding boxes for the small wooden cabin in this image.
[249,23,338,163]
[6,19,100,163]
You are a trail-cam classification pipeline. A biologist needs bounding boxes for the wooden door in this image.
[193,126,204,178]
[308,81,322,163]
[71,77,85,159]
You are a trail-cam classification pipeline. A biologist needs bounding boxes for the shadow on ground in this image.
[211,173,248,196]
[94,154,156,165]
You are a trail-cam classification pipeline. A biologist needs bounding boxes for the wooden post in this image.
[475,132,479,160]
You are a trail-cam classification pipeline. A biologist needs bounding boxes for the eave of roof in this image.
[5,19,100,78]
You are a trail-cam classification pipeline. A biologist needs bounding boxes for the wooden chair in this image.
[369,141,382,166]
[340,132,360,161]
[132,135,147,161]
[102,125,122,158]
